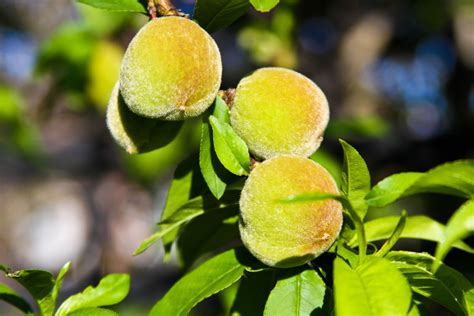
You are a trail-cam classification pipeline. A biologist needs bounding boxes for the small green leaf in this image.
[366,160,474,207]
[200,115,227,199]
[231,270,276,316]
[56,274,130,316]
[67,307,118,316]
[134,191,240,255]
[149,248,247,316]
[375,210,407,257]
[209,115,250,176]
[349,215,474,253]
[193,0,250,33]
[250,0,279,12]
[0,283,34,314]
[339,139,371,220]
[76,0,147,13]
[387,251,473,315]
[434,199,474,271]
[213,96,230,123]
[264,268,326,316]
[52,262,71,304]
[334,256,412,316]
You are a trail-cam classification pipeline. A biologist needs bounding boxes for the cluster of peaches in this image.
[107,16,342,268]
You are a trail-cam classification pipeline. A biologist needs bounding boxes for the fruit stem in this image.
[155,0,188,17]
[218,88,236,110]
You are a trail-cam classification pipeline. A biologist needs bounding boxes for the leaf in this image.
[213,96,230,123]
[149,248,246,316]
[387,251,473,316]
[56,274,130,316]
[264,268,326,316]
[40,262,72,316]
[209,115,250,176]
[160,156,203,258]
[193,0,250,33]
[375,210,406,257]
[6,269,55,301]
[339,139,371,220]
[200,115,227,199]
[67,307,118,316]
[366,160,474,207]
[249,0,280,12]
[0,283,34,314]
[349,215,474,253]
[134,191,240,255]
[177,211,240,269]
[333,256,412,316]
[434,199,474,271]
[231,270,276,316]
[76,0,147,13]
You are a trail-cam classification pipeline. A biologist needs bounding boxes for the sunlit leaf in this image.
[149,248,246,316]
[434,199,474,271]
[387,251,473,315]
[339,139,371,220]
[249,0,279,12]
[375,210,407,257]
[76,0,147,13]
[264,268,325,315]
[56,274,130,316]
[349,215,473,254]
[334,256,412,316]
[366,160,474,207]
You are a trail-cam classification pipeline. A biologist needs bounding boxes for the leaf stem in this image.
[343,200,367,263]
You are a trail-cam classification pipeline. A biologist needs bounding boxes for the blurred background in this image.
[0,0,473,315]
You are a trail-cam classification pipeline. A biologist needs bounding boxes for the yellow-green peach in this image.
[239,155,342,268]
[120,16,222,120]
[230,67,329,159]
[106,83,182,154]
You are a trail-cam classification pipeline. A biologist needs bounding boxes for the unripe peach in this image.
[230,67,329,159]
[106,83,182,154]
[239,155,342,268]
[120,17,222,120]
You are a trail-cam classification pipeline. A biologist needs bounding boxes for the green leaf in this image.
[149,248,246,316]
[0,283,34,314]
[375,211,407,257]
[387,251,473,316]
[250,0,279,12]
[434,199,474,271]
[76,0,147,13]
[209,115,250,176]
[366,160,474,207]
[231,270,276,316]
[56,274,130,316]
[193,0,250,33]
[349,215,474,253]
[160,156,203,258]
[134,191,240,255]
[200,115,227,199]
[6,269,55,301]
[339,139,371,220]
[178,212,239,269]
[213,96,230,123]
[39,261,72,316]
[67,307,118,316]
[334,256,412,316]
[264,268,326,316]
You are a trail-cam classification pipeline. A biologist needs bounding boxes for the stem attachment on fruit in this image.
[156,0,188,17]
[218,88,236,110]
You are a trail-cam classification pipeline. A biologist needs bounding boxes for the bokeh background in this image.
[0,0,473,315]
